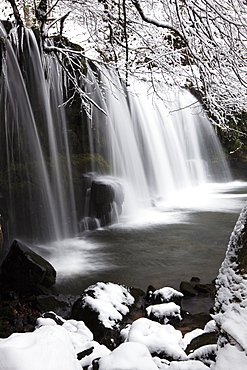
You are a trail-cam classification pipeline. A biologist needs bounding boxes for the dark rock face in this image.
[0,239,56,294]
[89,179,124,227]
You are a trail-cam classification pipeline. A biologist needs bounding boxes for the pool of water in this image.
[34,181,247,295]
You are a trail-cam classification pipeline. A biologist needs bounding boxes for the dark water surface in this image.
[34,182,247,295]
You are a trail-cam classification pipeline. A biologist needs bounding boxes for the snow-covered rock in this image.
[124,317,187,360]
[146,301,182,324]
[147,286,183,304]
[95,341,158,370]
[72,282,135,329]
[0,325,81,370]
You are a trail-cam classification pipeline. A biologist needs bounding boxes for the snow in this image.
[125,317,187,360]
[82,282,135,328]
[96,342,158,370]
[188,344,217,366]
[0,325,81,370]
[181,328,204,350]
[146,302,182,323]
[212,203,247,368]
[152,287,183,302]
[211,343,247,370]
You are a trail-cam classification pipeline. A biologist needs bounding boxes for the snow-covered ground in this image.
[0,309,212,370]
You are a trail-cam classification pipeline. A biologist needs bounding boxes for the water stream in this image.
[34,181,247,295]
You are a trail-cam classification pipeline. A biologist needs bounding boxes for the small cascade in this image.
[0,23,232,242]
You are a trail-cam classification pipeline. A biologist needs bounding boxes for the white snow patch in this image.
[82,282,135,328]
[146,302,182,323]
[188,344,217,366]
[0,325,81,370]
[152,287,183,302]
[125,317,187,360]
[211,343,247,370]
[96,341,159,370]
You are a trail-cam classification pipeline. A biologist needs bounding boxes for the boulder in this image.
[146,285,183,305]
[180,280,215,297]
[0,239,56,294]
[89,178,124,227]
[71,282,145,349]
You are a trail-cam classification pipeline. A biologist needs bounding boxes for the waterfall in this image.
[0,23,232,243]
[87,69,231,215]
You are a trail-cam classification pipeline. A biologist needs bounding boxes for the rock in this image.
[180,281,215,297]
[185,332,218,355]
[146,286,183,305]
[34,294,79,318]
[89,178,124,227]
[146,302,182,325]
[0,239,56,294]
[174,312,212,335]
[71,282,145,349]
[180,281,199,296]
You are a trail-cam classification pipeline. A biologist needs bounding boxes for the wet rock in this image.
[0,239,56,294]
[89,179,124,227]
[34,294,79,319]
[185,332,218,355]
[180,281,199,296]
[180,280,215,297]
[174,312,212,335]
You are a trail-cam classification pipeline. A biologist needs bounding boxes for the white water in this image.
[87,69,231,219]
[0,23,233,248]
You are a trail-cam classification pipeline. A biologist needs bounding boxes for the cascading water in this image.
[86,69,232,217]
[0,23,232,244]
[0,24,77,242]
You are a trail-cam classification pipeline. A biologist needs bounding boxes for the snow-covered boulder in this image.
[146,286,183,305]
[153,358,209,369]
[123,317,187,361]
[212,203,247,369]
[0,325,81,370]
[146,302,182,324]
[71,282,145,348]
[95,342,159,370]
